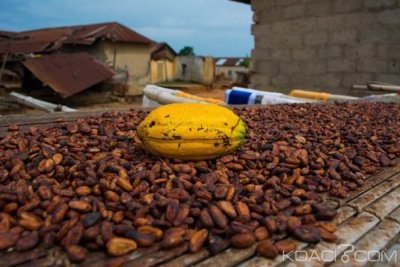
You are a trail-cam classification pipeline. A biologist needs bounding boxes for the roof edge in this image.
[18,21,119,34]
[230,0,250,4]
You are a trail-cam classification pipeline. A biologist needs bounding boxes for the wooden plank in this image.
[0,106,149,129]
[330,219,400,267]
[365,186,400,220]
[0,110,129,136]
[124,244,188,267]
[123,244,161,262]
[194,245,257,267]
[331,163,400,206]
[81,245,161,267]
[9,92,77,113]
[0,246,48,267]
[279,212,379,267]
[239,205,357,267]
[0,110,102,126]
[15,257,65,267]
[347,173,400,212]
[0,116,399,267]
[80,251,109,267]
[238,239,307,267]
[374,243,400,266]
[184,155,400,267]
[388,206,400,225]
[11,247,67,267]
[332,206,357,225]
[0,105,249,129]
[159,248,210,267]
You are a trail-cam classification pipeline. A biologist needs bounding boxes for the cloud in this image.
[136,26,195,39]
[0,0,253,57]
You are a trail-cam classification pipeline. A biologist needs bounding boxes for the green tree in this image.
[239,55,250,68]
[178,46,195,56]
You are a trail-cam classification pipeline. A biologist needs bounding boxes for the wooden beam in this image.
[0,53,9,84]
[9,92,77,113]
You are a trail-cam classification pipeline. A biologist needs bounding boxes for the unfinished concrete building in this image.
[232,0,400,95]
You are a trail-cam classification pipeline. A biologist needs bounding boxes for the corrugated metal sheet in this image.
[230,0,250,4]
[0,22,152,54]
[216,58,227,65]
[0,42,50,54]
[22,52,116,97]
[64,22,152,44]
[151,42,177,61]
[0,31,17,40]
[216,57,247,67]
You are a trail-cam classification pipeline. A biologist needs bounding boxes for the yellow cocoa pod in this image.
[137,103,246,160]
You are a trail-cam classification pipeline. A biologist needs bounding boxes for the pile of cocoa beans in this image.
[0,102,399,262]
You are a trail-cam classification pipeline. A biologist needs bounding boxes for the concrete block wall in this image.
[250,0,400,95]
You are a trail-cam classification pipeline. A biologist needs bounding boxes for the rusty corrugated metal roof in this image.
[0,22,152,54]
[63,22,152,44]
[151,42,177,61]
[0,42,51,54]
[0,31,17,40]
[22,52,116,98]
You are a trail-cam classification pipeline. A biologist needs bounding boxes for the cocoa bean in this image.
[294,204,312,216]
[190,229,208,253]
[67,245,87,262]
[293,225,321,243]
[274,240,297,254]
[161,227,186,249]
[254,226,269,241]
[320,228,338,243]
[107,237,137,256]
[173,205,190,226]
[126,229,156,247]
[69,201,92,213]
[0,231,19,250]
[208,233,229,255]
[236,201,251,222]
[82,212,100,228]
[313,204,337,220]
[84,226,100,241]
[209,205,228,228]
[256,240,279,259]
[287,216,302,232]
[166,199,179,223]
[137,226,163,240]
[61,223,84,248]
[230,232,256,248]
[76,186,92,196]
[16,231,39,251]
[217,201,237,219]
[263,217,277,234]
[315,222,336,233]
[1,103,399,258]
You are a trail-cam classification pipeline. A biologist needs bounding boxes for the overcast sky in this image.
[0,0,253,57]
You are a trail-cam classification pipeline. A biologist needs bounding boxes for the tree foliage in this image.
[178,46,195,56]
[239,55,250,68]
